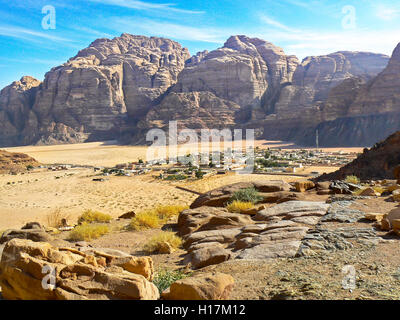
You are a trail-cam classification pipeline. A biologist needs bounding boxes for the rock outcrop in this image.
[0,150,39,173]
[162,272,235,300]
[318,131,400,181]
[0,239,159,300]
[179,182,331,268]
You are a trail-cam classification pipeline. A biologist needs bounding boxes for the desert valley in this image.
[2,3,400,302]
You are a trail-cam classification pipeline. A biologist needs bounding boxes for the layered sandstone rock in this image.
[0,77,41,147]
[0,239,159,300]
[0,34,395,148]
[174,35,299,110]
[0,34,190,146]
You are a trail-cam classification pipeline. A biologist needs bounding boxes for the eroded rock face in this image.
[318,131,400,181]
[0,77,41,147]
[0,239,159,300]
[259,51,390,144]
[137,91,241,137]
[174,35,299,110]
[0,34,190,146]
[0,34,394,148]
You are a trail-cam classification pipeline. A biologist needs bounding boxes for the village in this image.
[36,147,359,182]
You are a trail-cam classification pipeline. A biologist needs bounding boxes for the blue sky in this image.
[1,0,400,89]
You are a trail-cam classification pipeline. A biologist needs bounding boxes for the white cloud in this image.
[111,17,228,44]
[375,5,400,21]
[259,14,299,33]
[88,0,204,14]
[0,25,72,43]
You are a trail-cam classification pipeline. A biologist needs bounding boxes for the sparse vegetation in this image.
[129,210,162,230]
[229,187,263,204]
[45,208,70,228]
[345,175,360,185]
[154,205,189,220]
[128,205,188,231]
[78,209,112,224]
[143,231,183,253]
[226,200,254,213]
[68,223,110,241]
[153,269,191,293]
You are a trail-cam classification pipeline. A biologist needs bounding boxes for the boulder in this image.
[162,272,234,300]
[359,187,378,196]
[118,211,136,219]
[381,208,400,231]
[0,239,159,300]
[294,181,315,192]
[178,206,251,237]
[393,189,400,202]
[364,213,385,222]
[190,247,231,269]
[0,228,53,244]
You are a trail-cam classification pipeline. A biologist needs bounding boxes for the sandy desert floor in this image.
[0,141,345,230]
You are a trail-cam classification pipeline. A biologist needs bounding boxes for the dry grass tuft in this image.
[45,208,71,228]
[129,210,162,231]
[143,231,183,253]
[78,209,112,224]
[154,205,189,220]
[226,200,254,213]
[128,205,188,231]
[68,223,110,241]
[345,175,360,185]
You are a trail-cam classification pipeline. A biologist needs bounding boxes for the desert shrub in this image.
[229,187,263,204]
[226,200,254,213]
[345,175,360,185]
[143,231,183,253]
[153,269,191,293]
[45,208,71,228]
[78,209,112,224]
[129,210,161,230]
[68,223,110,241]
[129,205,188,231]
[373,186,386,194]
[154,205,189,220]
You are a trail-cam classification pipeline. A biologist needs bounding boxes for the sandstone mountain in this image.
[317,131,400,181]
[0,33,396,147]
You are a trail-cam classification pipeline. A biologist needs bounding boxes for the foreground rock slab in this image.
[0,239,159,300]
[162,272,234,300]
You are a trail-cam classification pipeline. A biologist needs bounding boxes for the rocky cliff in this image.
[317,131,400,181]
[0,33,396,147]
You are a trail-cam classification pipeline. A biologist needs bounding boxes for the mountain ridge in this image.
[0,33,395,148]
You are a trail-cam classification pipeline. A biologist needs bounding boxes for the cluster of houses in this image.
[254,148,358,174]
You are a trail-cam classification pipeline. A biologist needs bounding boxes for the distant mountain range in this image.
[1,33,399,148]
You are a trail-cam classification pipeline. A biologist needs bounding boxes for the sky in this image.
[1,0,400,89]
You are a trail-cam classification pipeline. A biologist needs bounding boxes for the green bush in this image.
[153,269,191,293]
[229,187,263,204]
